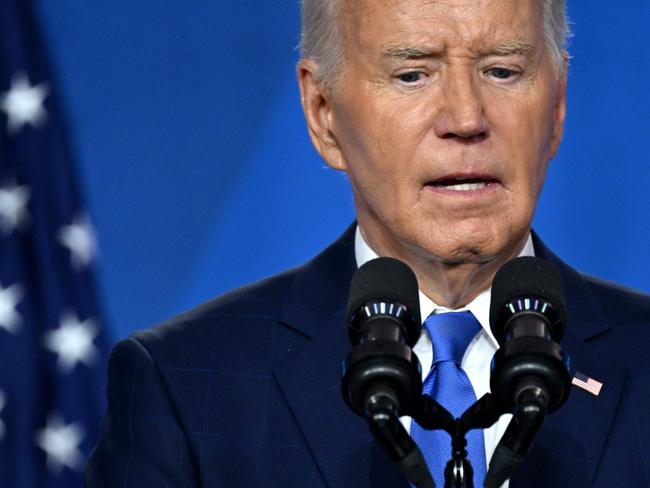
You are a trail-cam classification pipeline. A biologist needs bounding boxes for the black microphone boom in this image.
[485,257,573,487]
[341,257,434,488]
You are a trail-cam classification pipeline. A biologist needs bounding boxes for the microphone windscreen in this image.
[346,257,421,326]
[490,256,567,343]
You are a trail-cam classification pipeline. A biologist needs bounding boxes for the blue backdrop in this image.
[35,1,650,343]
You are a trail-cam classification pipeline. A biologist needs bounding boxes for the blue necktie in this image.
[411,311,487,487]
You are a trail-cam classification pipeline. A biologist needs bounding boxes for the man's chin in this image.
[404,240,498,267]
[402,221,531,268]
[428,249,497,267]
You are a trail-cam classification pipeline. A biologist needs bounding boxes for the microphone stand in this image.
[414,393,507,488]
[366,392,508,488]
[483,388,548,488]
[366,395,440,488]
[363,375,562,487]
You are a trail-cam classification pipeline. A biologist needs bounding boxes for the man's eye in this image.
[397,72,424,83]
[486,67,517,80]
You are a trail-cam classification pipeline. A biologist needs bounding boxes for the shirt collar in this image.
[354,225,535,348]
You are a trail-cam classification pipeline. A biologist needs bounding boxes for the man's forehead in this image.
[335,0,549,70]
[339,0,544,45]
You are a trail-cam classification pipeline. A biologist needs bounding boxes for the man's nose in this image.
[433,69,488,141]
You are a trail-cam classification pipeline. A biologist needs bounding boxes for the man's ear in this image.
[297,59,347,171]
[549,51,569,160]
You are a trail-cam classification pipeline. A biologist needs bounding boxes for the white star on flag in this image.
[0,183,30,234]
[43,312,99,373]
[35,415,85,473]
[0,73,49,134]
[57,214,97,269]
[0,282,23,334]
[0,389,6,441]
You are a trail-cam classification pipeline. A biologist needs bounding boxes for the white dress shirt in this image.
[354,226,535,487]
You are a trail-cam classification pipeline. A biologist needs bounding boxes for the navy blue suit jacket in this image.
[86,225,650,487]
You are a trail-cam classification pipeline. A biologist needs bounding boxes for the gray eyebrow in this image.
[382,41,537,61]
[382,46,442,60]
[476,41,537,58]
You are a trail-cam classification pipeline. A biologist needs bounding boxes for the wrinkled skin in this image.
[299,0,567,307]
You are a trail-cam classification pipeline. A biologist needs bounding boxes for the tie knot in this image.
[423,311,481,365]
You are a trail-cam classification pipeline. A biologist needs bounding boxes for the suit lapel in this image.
[272,224,407,487]
[509,235,626,487]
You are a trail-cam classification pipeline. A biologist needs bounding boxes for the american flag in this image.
[572,371,603,397]
[0,1,109,486]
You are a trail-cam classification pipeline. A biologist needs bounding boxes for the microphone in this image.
[485,257,572,487]
[341,257,434,488]
[342,256,423,417]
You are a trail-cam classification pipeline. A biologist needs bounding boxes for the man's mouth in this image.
[427,175,500,192]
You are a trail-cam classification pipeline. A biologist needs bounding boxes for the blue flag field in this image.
[0,1,109,486]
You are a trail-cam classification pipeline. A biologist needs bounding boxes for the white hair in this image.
[300,0,571,86]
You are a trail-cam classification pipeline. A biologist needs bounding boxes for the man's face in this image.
[321,0,566,266]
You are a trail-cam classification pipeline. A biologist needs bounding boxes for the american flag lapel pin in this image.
[572,371,603,396]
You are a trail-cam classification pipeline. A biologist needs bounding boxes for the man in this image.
[86,0,650,486]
